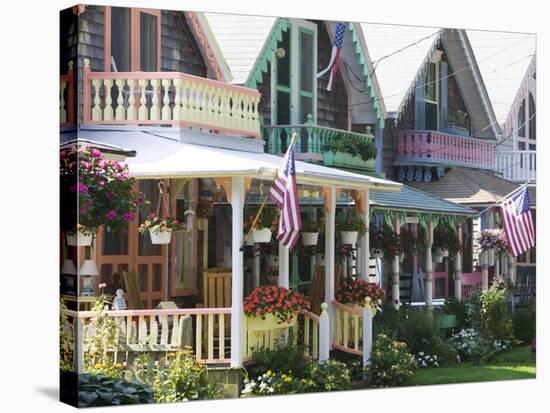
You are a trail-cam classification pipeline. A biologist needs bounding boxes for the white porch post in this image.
[278,242,290,288]
[324,186,336,345]
[454,224,463,301]
[508,253,516,285]
[230,176,245,367]
[481,250,489,291]
[362,301,373,366]
[392,215,401,309]
[358,188,370,280]
[425,219,434,310]
[319,303,330,363]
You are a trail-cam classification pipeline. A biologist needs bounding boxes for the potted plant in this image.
[60,145,144,246]
[196,202,212,230]
[335,277,385,315]
[138,213,185,245]
[336,210,367,245]
[477,228,505,266]
[245,207,278,243]
[432,223,461,264]
[315,232,326,265]
[369,224,400,260]
[259,236,279,267]
[243,286,310,329]
[301,208,322,246]
[398,228,419,262]
[322,134,377,170]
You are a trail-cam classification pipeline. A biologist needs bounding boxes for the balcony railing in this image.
[264,120,375,171]
[60,61,75,127]
[81,58,261,138]
[395,130,494,170]
[494,150,536,182]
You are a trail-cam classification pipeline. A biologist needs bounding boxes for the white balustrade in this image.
[494,151,536,182]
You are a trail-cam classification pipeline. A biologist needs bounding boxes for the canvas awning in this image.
[61,128,401,191]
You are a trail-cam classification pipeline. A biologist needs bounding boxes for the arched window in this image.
[517,99,526,138]
[529,93,536,141]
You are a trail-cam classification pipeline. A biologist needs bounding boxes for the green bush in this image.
[242,370,309,396]
[366,334,416,387]
[512,302,536,345]
[127,350,222,403]
[78,373,154,407]
[303,360,352,392]
[250,337,306,377]
[442,296,469,330]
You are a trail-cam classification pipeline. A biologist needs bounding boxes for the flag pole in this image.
[239,133,299,251]
[476,180,531,217]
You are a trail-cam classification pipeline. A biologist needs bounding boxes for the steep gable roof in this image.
[467,30,536,126]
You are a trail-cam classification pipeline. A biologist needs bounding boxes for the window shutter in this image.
[414,72,425,129]
[440,61,448,131]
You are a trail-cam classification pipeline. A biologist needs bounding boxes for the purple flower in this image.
[79,207,87,215]
[106,210,117,220]
[70,183,89,193]
[122,212,135,221]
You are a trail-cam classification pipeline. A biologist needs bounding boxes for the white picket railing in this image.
[494,150,536,182]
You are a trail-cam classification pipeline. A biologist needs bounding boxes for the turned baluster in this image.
[150,79,160,121]
[91,79,102,121]
[138,79,148,121]
[114,79,125,121]
[161,79,172,121]
[127,79,136,120]
[172,78,182,122]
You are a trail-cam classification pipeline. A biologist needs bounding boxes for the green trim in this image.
[298,26,317,123]
[245,18,291,89]
[348,22,384,129]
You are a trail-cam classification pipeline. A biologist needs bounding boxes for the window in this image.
[424,60,439,130]
[528,93,536,141]
[272,20,317,128]
[518,99,526,138]
[105,7,160,72]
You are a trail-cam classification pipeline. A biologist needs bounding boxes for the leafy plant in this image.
[242,370,309,396]
[450,328,495,364]
[335,243,356,260]
[433,223,461,254]
[512,302,536,345]
[336,210,367,236]
[245,206,279,232]
[399,228,424,256]
[138,213,185,235]
[442,296,469,330]
[60,299,74,372]
[84,295,119,373]
[78,373,154,407]
[243,286,310,323]
[250,338,307,377]
[302,360,352,392]
[369,224,400,259]
[322,134,377,161]
[335,277,384,311]
[295,243,317,259]
[60,144,145,234]
[301,206,322,232]
[365,334,416,387]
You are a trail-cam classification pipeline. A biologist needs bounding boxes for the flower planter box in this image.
[340,231,358,245]
[66,231,94,247]
[301,232,319,246]
[253,228,272,243]
[437,314,458,330]
[149,228,172,245]
[323,151,375,170]
[246,313,296,332]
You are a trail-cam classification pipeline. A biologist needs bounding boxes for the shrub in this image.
[242,370,308,396]
[322,134,377,161]
[84,295,118,372]
[250,338,307,377]
[303,360,352,392]
[450,328,495,364]
[512,302,536,344]
[60,299,74,371]
[78,373,154,407]
[366,334,416,387]
[442,296,469,330]
[127,350,222,403]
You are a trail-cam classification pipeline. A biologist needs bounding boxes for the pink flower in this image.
[106,210,117,220]
[91,149,102,158]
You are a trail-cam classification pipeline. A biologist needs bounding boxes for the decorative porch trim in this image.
[244,18,291,89]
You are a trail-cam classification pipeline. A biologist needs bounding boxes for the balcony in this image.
[61,59,262,138]
[264,120,375,172]
[395,130,494,170]
[494,151,536,182]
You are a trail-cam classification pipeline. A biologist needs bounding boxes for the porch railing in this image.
[264,119,375,170]
[395,130,494,170]
[60,61,75,126]
[332,300,373,365]
[298,310,320,360]
[81,58,261,138]
[68,307,232,367]
[494,150,536,182]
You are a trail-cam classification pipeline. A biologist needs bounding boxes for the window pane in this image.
[138,264,149,292]
[277,90,291,125]
[102,226,128,255]
[300,95,313,124]
[300,31,314,93]
[518,141,526,150]
[276,28,291,87]
[529,93,536,140]
[425,62,436,101]
[111,7,131,71]
[425,102,438,130]
[140,12,157,71]
[518,99,526,137]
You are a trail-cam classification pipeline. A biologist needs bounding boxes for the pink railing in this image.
[395,130,494,169]
[460,271,482,300]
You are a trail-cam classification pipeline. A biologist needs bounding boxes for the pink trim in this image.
[82,63,91,123]
[197,358,231,365]
[103,6,112,72]
[299,309,320,322]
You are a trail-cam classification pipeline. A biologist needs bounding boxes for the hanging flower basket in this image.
[315,253,326,266]
[432,251,444,264]
[301,231,319,246]
[149,228,172,245]
[340,231,359,245]
[370,248,384,259]
[66,226,96,247]
[435,247,449,258]
[486,247,495,266]
[253,228,272,243]
[266,254,279,267]
[335,278,384,315]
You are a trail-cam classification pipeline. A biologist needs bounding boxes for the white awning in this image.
[66,128,401,191]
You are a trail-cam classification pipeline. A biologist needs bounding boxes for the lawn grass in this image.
[410,346,536,386]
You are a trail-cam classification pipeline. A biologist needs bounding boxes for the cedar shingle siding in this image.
[161,11,207,76]
[60,8,78,74]
[382,119,396,178]
[77,5,105,71]
[316,22,348,130]
[257,63,272,126]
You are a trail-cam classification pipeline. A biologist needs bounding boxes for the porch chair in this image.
[513,267,536,309]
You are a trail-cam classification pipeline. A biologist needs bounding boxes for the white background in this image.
[0,0,547,411]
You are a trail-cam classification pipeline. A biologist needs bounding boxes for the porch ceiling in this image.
[62,128,401,191]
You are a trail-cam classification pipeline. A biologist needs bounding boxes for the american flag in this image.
[268,137,302,249]
[316,22,346,91]
[500,186,535,257]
